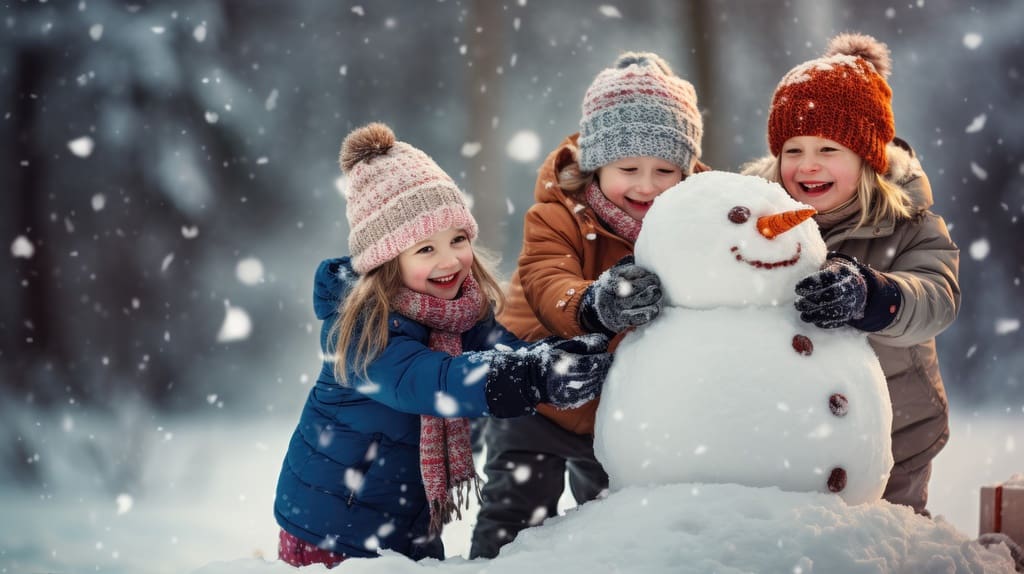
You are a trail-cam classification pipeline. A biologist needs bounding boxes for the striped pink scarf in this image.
[392,274,484,537]
[585,181,642,242]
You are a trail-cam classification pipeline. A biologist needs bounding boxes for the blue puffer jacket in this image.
[274,257,525,560]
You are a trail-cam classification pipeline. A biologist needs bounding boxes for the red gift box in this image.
[980,476,1024,546]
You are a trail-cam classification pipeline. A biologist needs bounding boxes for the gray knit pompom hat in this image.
[578,52,703,173]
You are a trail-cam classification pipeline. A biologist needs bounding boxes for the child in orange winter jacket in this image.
[470,51,708,559]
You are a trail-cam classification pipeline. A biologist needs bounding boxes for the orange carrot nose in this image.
[757,208,816,239]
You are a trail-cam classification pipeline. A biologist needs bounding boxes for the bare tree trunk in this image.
[466,0,506,254]
[10,48,65,403]
[685,0,721,168]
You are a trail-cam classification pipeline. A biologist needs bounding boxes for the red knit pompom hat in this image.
[339,123,478,274]
[768,33,895,174]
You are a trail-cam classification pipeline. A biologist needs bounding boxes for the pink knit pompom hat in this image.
[339,123,478,274]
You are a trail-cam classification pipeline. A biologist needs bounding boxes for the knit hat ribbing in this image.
[578,52,703,173]
[768,33,895,174]
[339,123,478,274]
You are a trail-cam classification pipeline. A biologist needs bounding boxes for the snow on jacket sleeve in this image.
[350,315,506,419]
[515,203,596,338]
[871,211,960,348]
[312,257,358,320]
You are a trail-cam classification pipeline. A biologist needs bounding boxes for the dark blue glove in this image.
[578,255,663,336]
[795,253,901,332]
[477,333,612,418]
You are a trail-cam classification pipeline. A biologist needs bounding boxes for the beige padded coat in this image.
[743,141,961,473]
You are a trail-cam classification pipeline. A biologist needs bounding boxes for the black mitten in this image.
[578,255,663,336]
[476,334,612,418]
[795,253,901,331]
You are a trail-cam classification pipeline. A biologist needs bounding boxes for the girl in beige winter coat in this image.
[743,33,960,515]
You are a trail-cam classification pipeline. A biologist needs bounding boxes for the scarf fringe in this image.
[428,475,483,537]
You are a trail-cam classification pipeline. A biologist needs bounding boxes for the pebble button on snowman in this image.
[594,171,894,505]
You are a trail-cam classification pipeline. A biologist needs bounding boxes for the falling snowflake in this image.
[995,318,1020,335]
[461,142,482,158]
[968,238,989,261]
[116,494,133,515]
[11,236,34,258]
[68,136,94,158]
[598,5,622,18]
[345,468,365,492]
[965,114,986,133]
[464,363,489,385]
[216,302,252,343]
[435,392,458,417]
[963,33,983,50]
[236,257,264,285]
[506,130,541,163]
[528,505,548,526]
[356,381,381,394]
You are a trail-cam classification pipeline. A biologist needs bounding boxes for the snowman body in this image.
[593,171,894,505]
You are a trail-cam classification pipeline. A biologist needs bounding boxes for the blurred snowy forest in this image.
[1,0,1021,502]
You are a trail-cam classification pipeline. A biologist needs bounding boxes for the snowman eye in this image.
[728,206,751,224]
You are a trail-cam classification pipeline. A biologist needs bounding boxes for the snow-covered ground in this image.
[0,403,1020,573]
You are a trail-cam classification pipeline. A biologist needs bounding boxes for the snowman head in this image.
[635,171,828,309]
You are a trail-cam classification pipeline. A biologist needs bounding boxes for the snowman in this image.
[593,171,893,505]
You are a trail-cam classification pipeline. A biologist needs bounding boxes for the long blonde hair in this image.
[770,157,913,230]
[327,245,507,385]
[853,164,913,228]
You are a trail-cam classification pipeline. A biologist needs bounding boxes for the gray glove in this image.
[578,255,663,336]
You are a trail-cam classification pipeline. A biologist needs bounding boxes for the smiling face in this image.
[595,156,685,220]
[779,136,863,213]
[397,227,475,299]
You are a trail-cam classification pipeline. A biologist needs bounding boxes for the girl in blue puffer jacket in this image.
[273,123,611,567]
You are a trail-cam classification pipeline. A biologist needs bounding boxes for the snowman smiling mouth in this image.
[729,243,803,269]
